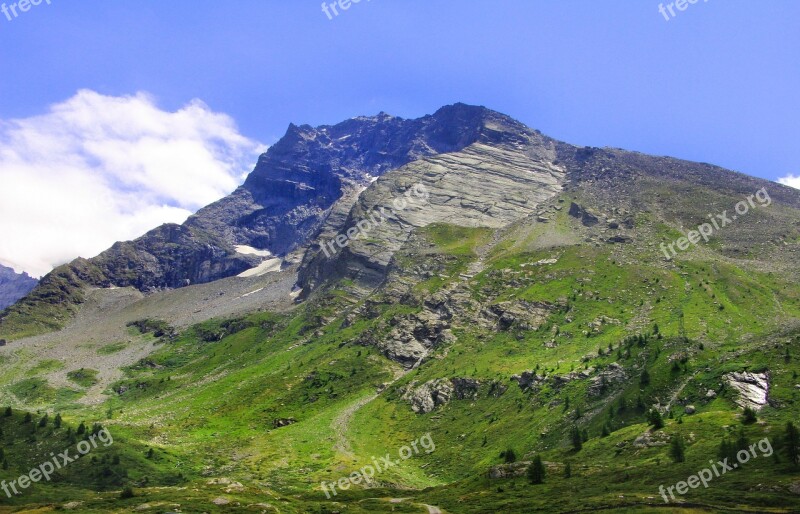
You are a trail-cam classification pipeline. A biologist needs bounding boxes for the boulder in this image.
[568,202,600,226]
[724,371,769,410]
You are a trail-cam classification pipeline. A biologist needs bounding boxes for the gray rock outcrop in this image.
[724,371,770,410]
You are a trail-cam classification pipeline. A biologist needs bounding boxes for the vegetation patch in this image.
[67,368,99,387]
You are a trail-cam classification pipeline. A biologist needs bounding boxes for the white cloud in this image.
[0,90,265,278]
[778,174,800,190]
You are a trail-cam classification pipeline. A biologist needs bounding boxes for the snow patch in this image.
[234,245,273,258]
[237,258,282,278]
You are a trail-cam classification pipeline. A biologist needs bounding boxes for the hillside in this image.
[0,105,799,513]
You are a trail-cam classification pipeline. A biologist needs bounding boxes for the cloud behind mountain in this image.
[0,90,265,277]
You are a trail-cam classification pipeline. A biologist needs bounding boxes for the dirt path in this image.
[665,370,699,411]
[332,367,408,458]
[332,392,381,458]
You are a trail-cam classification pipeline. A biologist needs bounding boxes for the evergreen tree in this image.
[648,409,664,430]
[669,433,686,463]
[38,414,48,428]
[640,369,651,386]
[571,426,583,451]
[741,407,757,424]
[784,421,800,467]
[527,455,545,484]
[3,406,11,417]
[735,428,750,454]
[563,461,572,478]
[22,412,32,424]
[718,438,735,462]
[502,449,517,463]
[77,422,86,435]
[54,413,62,429]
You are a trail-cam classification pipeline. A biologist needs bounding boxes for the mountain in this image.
[1,104,799,513]
[0,263,37,312]
[0,104,511,339]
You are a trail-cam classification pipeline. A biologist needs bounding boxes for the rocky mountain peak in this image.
[0,263,38,312]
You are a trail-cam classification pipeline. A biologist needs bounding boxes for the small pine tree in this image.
[38,414,48,428]
[146,448,155,459]
[670,433,686,463]
[503,449,517,463]
[741,406,757,424]
[648,410,665,430]
[783,421,799,467]
[571,426,583,451]
[3,406,11,417]
[582,429,589,443]
[601,423,610,437]
[120,486,135,499]
[54,413,62,429]
[1,458,7,470]
[22,413,32,424]
[718,438,734,462]
[563,461,572,478]
[527,455,545,484]
[76,422,86,435]
[735,428,750,457]
[640,369,651,386]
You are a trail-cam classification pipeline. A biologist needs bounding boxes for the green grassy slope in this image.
[1,195,799,513]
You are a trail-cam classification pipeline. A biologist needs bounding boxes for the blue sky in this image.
[0,0,798,275]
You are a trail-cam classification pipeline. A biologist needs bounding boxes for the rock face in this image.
[403,378,482,413]
[7,101,800,342]
[404,379,454,414]
[3,104,507,333]
[298,110,565,292]
[488,462,531,479]
[587,363,627,397]
[0,264,37,311]
[724,371,770,410]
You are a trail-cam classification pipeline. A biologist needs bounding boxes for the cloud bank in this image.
[778,175,800,190]
[0,90,265,277]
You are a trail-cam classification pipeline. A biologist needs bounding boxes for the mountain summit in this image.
[1,105,800,513]
[4,103,798,341]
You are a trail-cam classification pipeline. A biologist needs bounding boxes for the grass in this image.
[1,215,799,512]
[98,342,128,355]
[67,368,99,387]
